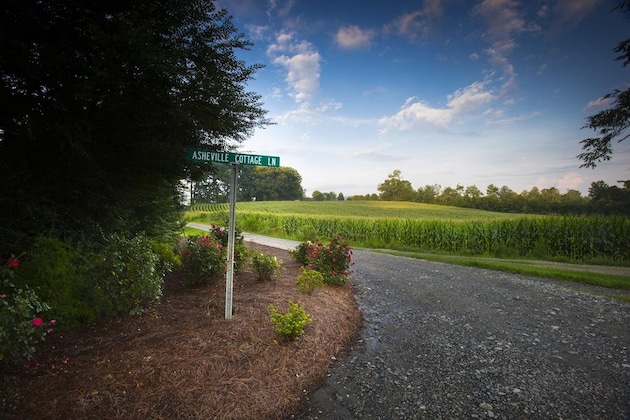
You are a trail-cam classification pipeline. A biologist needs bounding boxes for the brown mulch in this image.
[0,243,362,419]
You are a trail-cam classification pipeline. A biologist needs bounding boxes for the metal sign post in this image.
[187,148,280,320]
[225,163,238,319]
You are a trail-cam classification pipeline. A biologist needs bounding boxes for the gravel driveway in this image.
[217,230,629,419]
[297,250,629,419]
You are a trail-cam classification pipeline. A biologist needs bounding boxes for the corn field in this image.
[188,202,630,262]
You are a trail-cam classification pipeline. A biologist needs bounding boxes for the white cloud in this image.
[386,0,445,41]
[246,24,270,40]
[557,172,585,191]
[335,25,375,50]
[448,82,495,113]
[266,0,296,18]
[473,0,526,41]
[267,32,321,104]
[485,108,540,126]
[378,82,495,132]
[472,0,535,97]
[583,96,614,112]
[535,172,585,192]
[315,100,343,112]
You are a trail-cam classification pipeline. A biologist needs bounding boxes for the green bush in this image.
[90,233,163,316]
[150,240,181,276]
[13,236,97,327]
[268,301,312,341]
[290,237,353,286]
[180,234,226,287]
[251,251,285,281]
[295,267,324,294]
[1,256,56,364]
[289,241,311,266]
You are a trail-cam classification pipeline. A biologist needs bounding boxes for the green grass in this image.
[182,226,208,236]
[188,200,536,221]
[377,250,630,301]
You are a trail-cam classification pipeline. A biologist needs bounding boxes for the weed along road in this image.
[191,227,630,418]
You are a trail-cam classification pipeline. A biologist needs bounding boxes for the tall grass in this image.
[187,202,629,263]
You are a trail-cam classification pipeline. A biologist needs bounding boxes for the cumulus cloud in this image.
[378,82,495,132]
[557,172,585,191]
[267,32,321,104]
[335,25,375,50]
[536,172,585,192]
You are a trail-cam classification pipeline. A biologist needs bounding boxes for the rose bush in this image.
[180,234,226,287]
[290,236,353,286]
[208,224,249,272]
[0,256,56,364]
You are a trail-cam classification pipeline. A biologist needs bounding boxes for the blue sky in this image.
[218,0,629,198]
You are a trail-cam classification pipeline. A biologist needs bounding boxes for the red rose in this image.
[8,257,19,269]
[31,318,44,327]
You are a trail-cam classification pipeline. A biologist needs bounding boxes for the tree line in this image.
[347,170,630,215]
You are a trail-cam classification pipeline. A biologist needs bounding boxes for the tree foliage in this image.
[351,170,630,215]
[240,166,304,201]
[0,0,269,251]
[377,170,416,201]
[578,1,630,168]
[193,166,304,203]
[311,190,342,201]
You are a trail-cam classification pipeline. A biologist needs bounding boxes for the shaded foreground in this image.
[0,243,362,419]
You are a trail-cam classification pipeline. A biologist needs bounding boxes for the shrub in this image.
[208,224,249,272]
[295,267,324,294]
[268,301,312,341]
[1,256,56,364]
[290,236,353,286]
[150,240,181,276]
[13,236,97,327]
[289,240,311,266]
[251,251,285,281]
[90,233,163,316]
[180,234,226,287]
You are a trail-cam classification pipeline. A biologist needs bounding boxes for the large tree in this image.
[377,170,416,201]
[239,166,304,201]
[0,1,269,250]
[578,1,630,168]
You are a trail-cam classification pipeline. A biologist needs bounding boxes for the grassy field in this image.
[185,201,630,296]
[186,201,630,265]
[189,200,531,221]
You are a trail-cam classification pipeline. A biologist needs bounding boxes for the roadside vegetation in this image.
[187,201,629,263]
[187,200,630,295]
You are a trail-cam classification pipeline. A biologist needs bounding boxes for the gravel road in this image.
[199,228,630,419]
[297,250,629,420]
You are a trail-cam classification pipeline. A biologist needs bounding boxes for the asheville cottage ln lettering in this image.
[187,149,280,167]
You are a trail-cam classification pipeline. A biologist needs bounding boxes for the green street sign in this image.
[187,149,280,167]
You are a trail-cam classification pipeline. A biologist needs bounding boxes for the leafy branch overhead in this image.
[579,1,630,168]
[0,1,270,250]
